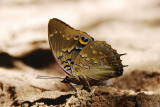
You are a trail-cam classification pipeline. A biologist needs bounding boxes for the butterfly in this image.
[48,18,127,91]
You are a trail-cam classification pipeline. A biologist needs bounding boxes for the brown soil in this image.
[0,67,160,106]
[113,70,160,92]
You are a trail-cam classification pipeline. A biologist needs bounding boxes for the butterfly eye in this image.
[61,76,70,83]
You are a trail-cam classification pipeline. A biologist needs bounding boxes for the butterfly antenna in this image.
[36,75,64,79]
[119,53,127,57]
[123,65,129,67]
[65,83,77,92]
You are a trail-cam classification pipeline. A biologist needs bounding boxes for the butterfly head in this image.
[61,76,82,85]
[61,76,70,83]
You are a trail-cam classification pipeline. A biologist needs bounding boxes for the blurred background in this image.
[0,0,160,90]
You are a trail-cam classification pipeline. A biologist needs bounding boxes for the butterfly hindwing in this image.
[48,18,93,75]
[73,41,123,84]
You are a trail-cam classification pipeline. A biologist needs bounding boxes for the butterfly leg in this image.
[82,81,91,92]
[67,83,77,92]
[78,76,91,92]
[61,76,78,92]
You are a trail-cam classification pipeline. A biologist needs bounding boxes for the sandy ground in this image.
[0,0,160,106]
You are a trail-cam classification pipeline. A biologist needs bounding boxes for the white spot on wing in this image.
[50,34,54,37]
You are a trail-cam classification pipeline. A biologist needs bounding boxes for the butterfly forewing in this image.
[48,18,93,75]
[73,41,123,84]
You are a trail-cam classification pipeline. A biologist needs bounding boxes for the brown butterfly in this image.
[48,18,127,91]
